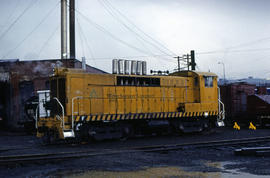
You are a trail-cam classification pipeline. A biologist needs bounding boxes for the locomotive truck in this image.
[36,64,225,142]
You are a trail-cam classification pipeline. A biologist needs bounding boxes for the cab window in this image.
[194,77,198,86]
[204,76,213,87]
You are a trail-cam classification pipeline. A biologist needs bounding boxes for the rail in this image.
[2,136,270,165]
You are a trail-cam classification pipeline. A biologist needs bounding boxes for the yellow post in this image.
[249,122,256,130]
[233,122,240,130]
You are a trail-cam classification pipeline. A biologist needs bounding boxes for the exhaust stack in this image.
[112,59,147,75]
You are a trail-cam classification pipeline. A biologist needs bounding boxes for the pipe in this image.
[69,0,76,59]
[82,57,86,70]
[61,0,68,59]
[53,97,65,129]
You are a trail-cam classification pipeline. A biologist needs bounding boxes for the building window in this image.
[204,76,213,87]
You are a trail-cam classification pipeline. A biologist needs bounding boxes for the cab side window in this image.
[194,77,198,86]
[204,76,213,87]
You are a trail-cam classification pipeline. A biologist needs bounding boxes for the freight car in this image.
[219,83,255,126]
[36,67,225,142]
[220,83,270,127]
[247,94,270,127]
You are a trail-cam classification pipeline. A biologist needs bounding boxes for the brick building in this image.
[0,59,106,129]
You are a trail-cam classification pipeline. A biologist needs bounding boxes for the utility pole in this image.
[190,50,196,70]
[174,50,196,72]
[69,0,76,60]
[61,0,68,60]
[186,54,190,71]
[174,56,181,72]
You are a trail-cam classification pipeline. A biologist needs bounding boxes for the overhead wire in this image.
[0,0,39,43]
[72,2,177,66]
[37,25,60,59]
[0,0,20,33]
[99,0,173,57]
[75,9,164,58]
[98,0,174,64]
[77,19,86,57]
[197,47,270,55]
[197,36,270,55]
[102,0,178,57]
[226,36,270,50]
[81,55,176,66]
[76,17,97,66]
[2,1,60,59]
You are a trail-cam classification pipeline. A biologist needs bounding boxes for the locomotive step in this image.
[63,129,75,138]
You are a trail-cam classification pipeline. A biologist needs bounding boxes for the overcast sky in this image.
[0,0,270,79]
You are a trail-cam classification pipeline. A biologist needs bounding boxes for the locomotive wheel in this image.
[121,124,134,140]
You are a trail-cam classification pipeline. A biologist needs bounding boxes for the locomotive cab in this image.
[170,71,224,127]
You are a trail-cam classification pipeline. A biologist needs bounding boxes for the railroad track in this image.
[1,136,270,165]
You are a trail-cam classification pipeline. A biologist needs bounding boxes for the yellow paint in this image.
[233,122,240,130]
[249,122,256,130]
[37,68,220,139]
[63,69,218,116]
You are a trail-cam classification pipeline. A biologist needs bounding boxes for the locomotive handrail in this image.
[34,100,44,129]
[34,104,39,129]
[55,115,63,128]
[218,87,225,123]
[218,98,225,121]
[72,96,84,130]
[53,97,65,129]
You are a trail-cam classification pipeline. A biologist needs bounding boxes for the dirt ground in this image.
[1,128,270,177]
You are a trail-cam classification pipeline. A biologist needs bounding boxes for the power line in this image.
[0,0,20,33]
[77,18,86,57]
[99,0,173,57]
[98,0,153,55]
[197,36,270,55]
[76,17,97,66]
[2,1,60,59]
[98,0,174,64]
[101,0,177,64]
[226,36,270,50]
[197,47,270,55]
[102,0,178,56]
[80,54,176,61]
[74,7,156,56]
[73,2,176,64]
[0,0,39,43]
[37,25,60,59]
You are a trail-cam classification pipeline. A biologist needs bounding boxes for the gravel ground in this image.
[1,128,270,177]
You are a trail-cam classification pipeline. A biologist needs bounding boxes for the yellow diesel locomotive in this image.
[36,66,225,142]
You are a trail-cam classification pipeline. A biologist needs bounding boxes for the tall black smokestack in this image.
[69,0,76,59]
[190,50,196,70]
